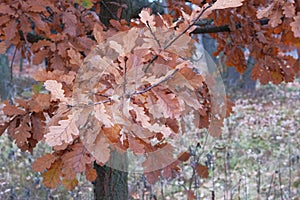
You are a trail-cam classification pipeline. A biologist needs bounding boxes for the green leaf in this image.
[32,82,43,94]
[81,0,93,9]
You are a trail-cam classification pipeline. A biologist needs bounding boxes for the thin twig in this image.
[123,57,128,97]
[10,46,18,81]
[164,4,212,49]
[131,68,179,96]
[144,4,212,73]
[100,0,120,21]
[146,21,162,49]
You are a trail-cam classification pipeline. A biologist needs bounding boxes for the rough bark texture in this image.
[93,1,131,199]
[93,151,128,200]
[0,54,10,100]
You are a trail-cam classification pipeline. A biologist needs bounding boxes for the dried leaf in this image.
[45,115,79,146]
[62,178,78,190]
[139,8,156,28]
[68,48,83,66]
[32,153,56,172]
[93,133,111,165]
[62,143,93,174]
[42,160,62,189]
[152,87,182,119]
[44,80,68,102]
[94,104,114,128]
[12,115,31,147]
[291,14,300,38]
[211,0,244,10]
[31,112,46,141]
[3,102,26,116]
[85,166,97,182]
[195,164,209,178]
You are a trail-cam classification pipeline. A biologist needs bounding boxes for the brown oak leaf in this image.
[42,159,63,189]
[45,115,79,146]
[32,153,57,172]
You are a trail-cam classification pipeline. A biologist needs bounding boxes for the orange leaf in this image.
[32,153,56,172]
[85,167,97,182]
[42,160,62,189]
[62,178,78,190]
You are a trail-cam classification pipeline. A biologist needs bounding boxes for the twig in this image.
[266,172,274,200]
[146,21,161,49]
[10,46,17,81]
[164,4,212,49]
[123,57,128,97]
[100,0,120,21]
[131,68,179,96]
[278,169,283,200]
[144,4,212,73]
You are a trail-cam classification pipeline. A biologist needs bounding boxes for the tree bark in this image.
[0,54,11,101]
[93,151,128,200]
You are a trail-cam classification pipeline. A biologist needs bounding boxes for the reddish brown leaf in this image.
[195,164,209,179]
[31,112,46,141]
[128,135,145,155]
[0,122,9,136]
[42,160,63,189]
[3,101,26,116]
[32,153,57,172]
[144,170,160,184]
[177,151,190,162]
[186,190,196,200]
[62,143,93,174]
[12,115,31,147]
[3,20,18,41]
[29,94,51,112]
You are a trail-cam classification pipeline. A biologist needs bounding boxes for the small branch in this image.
[143,54,158,73]
[10,47,18,81]
[100,0,120,21]
[146,22,162,49]
[123,57,128,97]
[131,68,179,96]
[164,4,212,49]
[192,18,270,34]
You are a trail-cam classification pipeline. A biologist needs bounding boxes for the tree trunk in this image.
[93,1,132,199]
[93,151,128,200]
[0,54,11,101]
